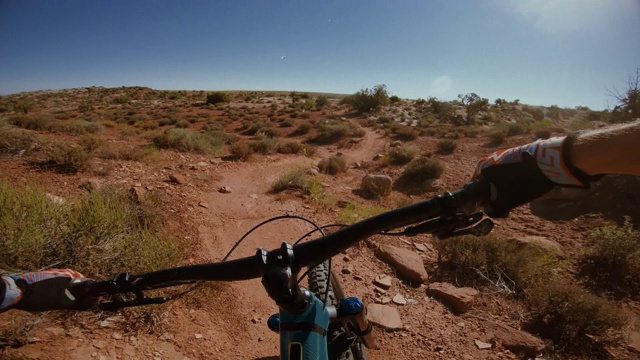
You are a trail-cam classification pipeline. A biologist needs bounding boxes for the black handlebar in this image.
[75,180,490,303]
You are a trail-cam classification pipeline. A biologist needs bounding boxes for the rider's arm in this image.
[571,120,640,176]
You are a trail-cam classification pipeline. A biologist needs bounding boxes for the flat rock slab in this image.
[426,282,479,313]
[375,244,429,284]
[481,320,545,357]
[367,304,403,331]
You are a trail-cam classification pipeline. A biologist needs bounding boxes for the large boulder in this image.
[375,245,429,284]
[426,282,479,313]
[509,236,563,255]
[361,174,392,197]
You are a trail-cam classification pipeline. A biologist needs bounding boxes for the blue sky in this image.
[1,0,638,109]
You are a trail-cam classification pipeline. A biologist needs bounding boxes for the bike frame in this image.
[276,294,332,360]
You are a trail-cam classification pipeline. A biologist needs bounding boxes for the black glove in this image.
[3,269,98,312]
[472,136,590,218]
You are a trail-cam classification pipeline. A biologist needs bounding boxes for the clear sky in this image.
[1,0,638,109]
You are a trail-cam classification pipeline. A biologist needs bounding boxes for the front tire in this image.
[307,260,368,360]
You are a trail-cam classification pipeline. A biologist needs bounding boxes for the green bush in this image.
[293,122,312,135]
[152,128,224,154]
[47,143,91,173]
[387,145,417,165]
[534,129,552,139]
[0,127,36,156]
[392,125,418,141]
[486,128,507,145]
[311,120,363,145]
[7,114,53,131]
[315,96,329,109]
[94,143,151,161]
[0,182,181,275]
[398,157,443,186]
[206,92,230,105]
[250,133,280,154]
[318,156,347,175]
[343,84,390,113]
[338,202,386,224]
[579,219,640,294]
[436,139,457,154]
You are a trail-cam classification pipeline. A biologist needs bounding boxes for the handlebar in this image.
[73,179,490,303]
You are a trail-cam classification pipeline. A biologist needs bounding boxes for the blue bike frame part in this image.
[278,294,331,360]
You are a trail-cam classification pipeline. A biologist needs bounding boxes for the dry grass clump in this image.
[387,145,417,165]
[0,182,181,276]
[310,120,363,145]
[318,156,347,175]
[269,168,310,193]
[436,139,457,155]
[46,143,91,173]
[152,128,224,154]
[0,127,36,156]
[229,141,254,161]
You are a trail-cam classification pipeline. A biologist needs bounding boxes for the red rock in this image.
[426,282,478,313]
[375,245,429,284]
[169,174,186,185]
[481,321,545,357]
[367,304,403,330]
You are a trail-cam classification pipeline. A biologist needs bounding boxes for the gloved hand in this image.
[2,269,98,312]
[472,136,590,218]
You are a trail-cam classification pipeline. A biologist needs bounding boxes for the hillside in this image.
[0,87,639,360]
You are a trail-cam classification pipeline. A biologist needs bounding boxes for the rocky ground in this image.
[1,88,639,359]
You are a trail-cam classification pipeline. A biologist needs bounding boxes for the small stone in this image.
[373,274,392,289]
[406,298,417,305]
[343,255,352,262]
[45,193,66,205]
[45,327,65,336]
[373,286,387,294]
[341,266,353,274]
[251,316,260,324]
[258,337,264,342]
[367,304,403,330]
[112,333,124,340]
[392,294,407,305]
[381,296,391,304]
[475,340,492,350]
[434,345,444,352]
[93,340,106,349]
[194,334,203,339]
[249,194,258,199]
[169,174,186,185]
[198,201,209,208]
[414,243,428,252]
[218,186,232,194]
[353,274,363,281]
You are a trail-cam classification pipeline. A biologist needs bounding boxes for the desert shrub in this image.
[94,143,151,161]
[158,117,177,127]
[318,156,347,175]
[315,96,329,109]
[249,133,280,154]
[436,236,556,292]
[534,129,552,139]
[7,114,53,131]
[142,122,159,130]
[436,235,626,345]
[0,182,181,275]
[78,135,105,153]
[579,219,640,294]
[498,122,528,137]
[526,280,626,344]
[311,120,363,145]
[57,119,104,135]
[523,106,545,121]
[175,119,190,128]
[277,141,303,154]
[206,92,229,105]
[293,122,312,135]
[152,128,224,154]
[343,84,390,113]
[397,157,443,186]
[392,125,418,141]
[486,128,507,145]
[229,141,253,161]
[436,139,457,154]
[0,127,36,156]
[47,143,91,173]
[280,119,295,128]
[311,122,350,144]
[387,145,417,165]
[338,202,386,224]
[270,168,309,193]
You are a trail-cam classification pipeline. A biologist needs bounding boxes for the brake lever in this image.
[403,212,484,236]
[437,218,494,239]
[99,296,169,311]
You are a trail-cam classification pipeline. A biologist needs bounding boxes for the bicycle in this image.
[70,180,493,360]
